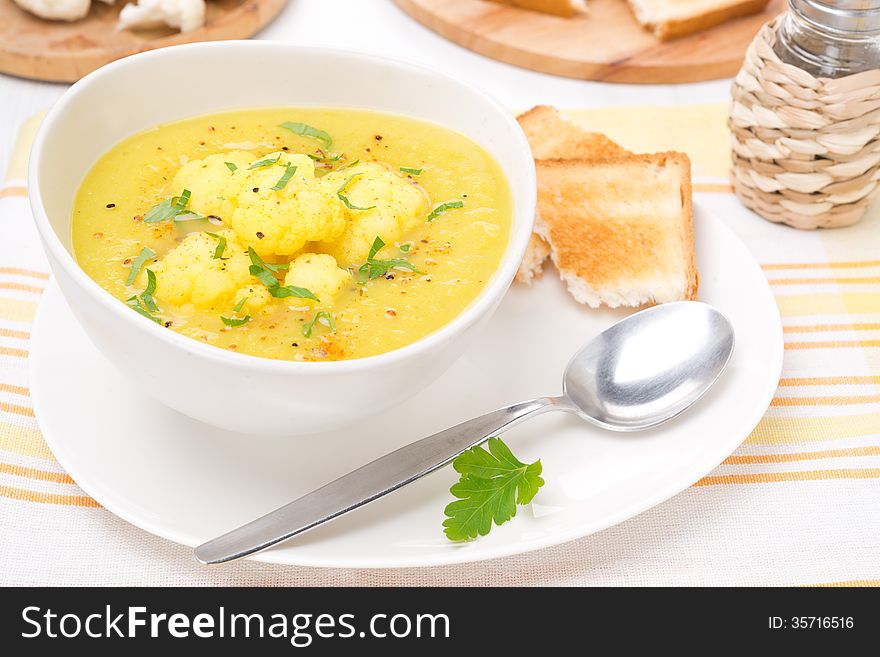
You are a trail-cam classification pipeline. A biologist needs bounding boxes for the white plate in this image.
[30,205,782,568]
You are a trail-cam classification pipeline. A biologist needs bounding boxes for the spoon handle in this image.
[194,396,567,564]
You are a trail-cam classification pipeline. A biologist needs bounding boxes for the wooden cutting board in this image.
[0,0,288,83]
[395,0,784,83]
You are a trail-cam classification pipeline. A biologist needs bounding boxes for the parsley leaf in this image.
[356,236,419,283]
[247,247,319,302]
[400,167,422,176]
[206,232,227,259]
[307,152,342,166]
[125,269,162,324]
[139,269,159,312]
[126,246,155,286]
[302,311,335,338]
[144,189,202,223]
[247,155,281,170]
[337,173,376,212]
[427,200,464,222]
[271,164,297,191]
[270,284,319,301]
[442,437,544,541]
[224,162,238,172]
[279,122,333,149]
[248,247,289,273]
[233,296,248,313]
[221,315,251,327]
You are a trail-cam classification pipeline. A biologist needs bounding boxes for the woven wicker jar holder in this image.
[730,19,880,229]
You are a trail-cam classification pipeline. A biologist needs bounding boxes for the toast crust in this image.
[517,106,631,161]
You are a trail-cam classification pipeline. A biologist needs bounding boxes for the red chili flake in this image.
[123,258,132,266]
[228,344,238,350]
[93,232,103,238]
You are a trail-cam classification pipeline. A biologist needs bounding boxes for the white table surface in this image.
[0,0,733,178]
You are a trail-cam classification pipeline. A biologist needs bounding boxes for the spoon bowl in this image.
[564,302,735,430]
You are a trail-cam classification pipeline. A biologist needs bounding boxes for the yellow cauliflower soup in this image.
[71,108,512,361]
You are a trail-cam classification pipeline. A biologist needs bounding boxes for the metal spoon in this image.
[195,301,734,564]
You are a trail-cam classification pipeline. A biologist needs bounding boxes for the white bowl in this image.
[29,42,536,436]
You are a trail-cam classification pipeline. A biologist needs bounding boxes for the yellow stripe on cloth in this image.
[724,446,880,464]
[0,422,54,460]
[4,113,42,182]
[810,580,880,587]
[694,469,880,486]
[747,413,880,444]
[0,461,75,484]
[0,187,27,199]
[0,484,99,508]
[565,104,730,178]
[0,298,37,323]
[776,293,880,317]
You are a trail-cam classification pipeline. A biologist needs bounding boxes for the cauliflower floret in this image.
[232,284,271,314]
[321,162,430,266]
[13,0,90,21]
[283,254,351,308]
[226,153,345,257]
[118,0,206,33]
[171,151,253,218]
[147,230,266,312]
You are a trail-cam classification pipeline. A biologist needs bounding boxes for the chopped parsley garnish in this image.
[126,246,155,286]
[221,315,251,327]
[248,247,288,273]
[206,232,226,259]
[144,189,203,223]
[400,167,422,176]
[139,269,159,312]
[399,243,411,254]
[247,247,318,302]
[302,311,335,338]
[337,173,376,212]
[307,152,342,165]
[443,437,544,541]
[427,200,464,222]
[357,236,419,283]
[125,268,162,324]
[247,155,281,170]
[271,164,297,191]
[233,296,248,313]
[338,159,360,171]
[279,122,333,149]
[224,161,238,172]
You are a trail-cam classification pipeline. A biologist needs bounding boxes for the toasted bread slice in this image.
[516,106,633,282]
[487,0,588,17]
[517,106,630,161]
[515,234,552,284]
[535,153,697,307]
[627,0,770,40]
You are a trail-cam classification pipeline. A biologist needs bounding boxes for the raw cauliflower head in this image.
[226,153,346,257]
[146,229,268,312]
[320,162,430,266]
[283,254,351,308]
[171,151,253,219]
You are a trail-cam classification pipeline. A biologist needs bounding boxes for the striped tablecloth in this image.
[1,105,878,586]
